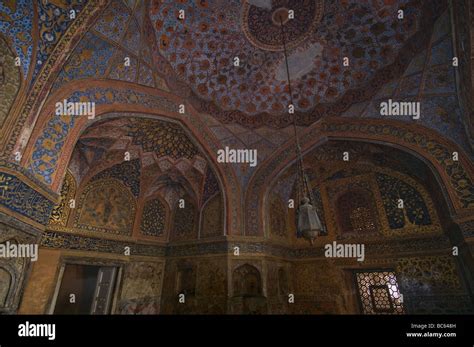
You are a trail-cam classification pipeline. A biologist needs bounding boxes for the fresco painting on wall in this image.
[0,0,473,345]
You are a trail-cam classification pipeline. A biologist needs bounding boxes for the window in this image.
[355,270,404,314]
[336,190,378,234]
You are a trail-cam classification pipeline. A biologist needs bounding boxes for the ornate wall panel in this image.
[268,194,288,239]
[161,257,228,314]
[140,197,167,237]
[376,173,432,229]
[118,261,164,314]
[232,264,262,297]
[171,197,197,241]
[90,159,141,197]
[200,193,224,238]
[291,260,349,314]
[195,259,227,298]
[396,256,472,314]
[48,170,76,227]
[201,167,220,205]
[335,188,379,235]
[397,256,462,293]
[247,121,473,236]
[0,170,55,226]
[0,36,20,129]
[322,173,384,239]
[324,170,442,238]
[74,179,136,235]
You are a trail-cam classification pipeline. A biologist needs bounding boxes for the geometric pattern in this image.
[127,118,199,160]
[355,271,404,314]
[376,173,431,229]
[172,198,197,241]
[90,159,141,197]
[140,197,166,237]
[396,256,462,292]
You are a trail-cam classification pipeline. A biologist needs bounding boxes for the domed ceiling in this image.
[150,0,437,128]
[8,0,468,192]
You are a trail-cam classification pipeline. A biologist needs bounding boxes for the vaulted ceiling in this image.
[68,115,219,206]
[0,0,471,192]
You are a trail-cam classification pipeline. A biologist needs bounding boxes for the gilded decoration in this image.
[48,170,76,227]
[74,178,136,235]
[376,173,432,229]
[247,122,471,236]
[319,167,441,239]
[2,0,106,155]
[323,174,382,238]
[322,122,474,210]
[0,170,54,226]
[396,256,463,293]
[0,0,471,317]
[126,118,199,160]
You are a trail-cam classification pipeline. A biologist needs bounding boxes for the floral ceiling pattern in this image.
[151,0,429,122]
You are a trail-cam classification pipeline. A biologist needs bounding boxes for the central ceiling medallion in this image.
[242,0,324,52]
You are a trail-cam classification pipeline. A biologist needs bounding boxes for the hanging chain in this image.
[279,15,314,206]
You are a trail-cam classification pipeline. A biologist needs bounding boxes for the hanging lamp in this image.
[278,13,325,245]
